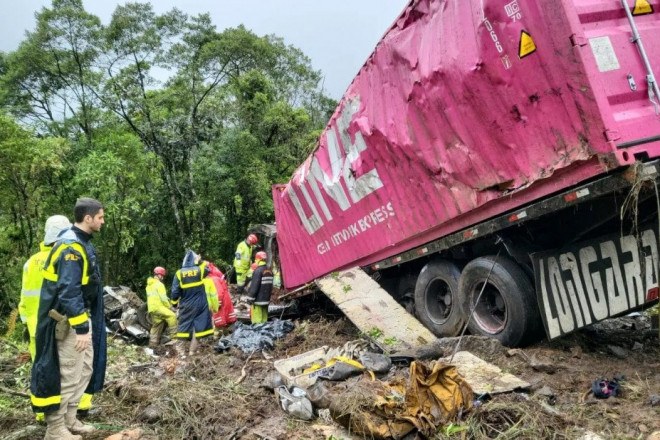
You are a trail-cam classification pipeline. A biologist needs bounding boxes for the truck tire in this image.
[459,255,541,347]
[397,274,418,316]
[414,260,465,337]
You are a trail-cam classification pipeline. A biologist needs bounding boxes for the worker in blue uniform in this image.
[30,198,107,440]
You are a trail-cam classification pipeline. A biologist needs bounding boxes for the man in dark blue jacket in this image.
[31,198,107,440]
[246,251,273,324]
[171,250,214,356]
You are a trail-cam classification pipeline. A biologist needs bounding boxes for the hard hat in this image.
[44,215,72,245]
[255,251,267,261]
[247,234,258,245]
[154,266,167,277]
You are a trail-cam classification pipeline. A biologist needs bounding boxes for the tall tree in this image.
[101,3,327,248]
[0,0,102,141]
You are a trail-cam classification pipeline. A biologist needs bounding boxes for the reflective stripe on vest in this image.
[21,289,41,298]
[42,242,89,285]
[176,262,207,288]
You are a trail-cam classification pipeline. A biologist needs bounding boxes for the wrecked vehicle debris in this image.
[104,286,151,343]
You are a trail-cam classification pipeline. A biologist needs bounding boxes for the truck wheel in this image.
[414,260,465,337]
[459,255,541,347]
[397,274,418,316]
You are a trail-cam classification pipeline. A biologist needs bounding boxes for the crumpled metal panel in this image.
[274,0,660,288]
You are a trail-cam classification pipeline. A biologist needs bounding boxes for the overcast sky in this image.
[0,0,410,99]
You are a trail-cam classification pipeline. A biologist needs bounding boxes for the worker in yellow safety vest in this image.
[20,215,94,422]
[233,233,258,294]
[146,266,177,347]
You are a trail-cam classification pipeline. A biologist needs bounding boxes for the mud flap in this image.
[316,268,438,353]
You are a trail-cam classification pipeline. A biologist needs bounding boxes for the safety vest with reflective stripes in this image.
[19,243,51,323]
[175,261,207,288]
[203,277,219,313]
[41,241,90,327]
[20,243,52,359]
[233,241,253,274]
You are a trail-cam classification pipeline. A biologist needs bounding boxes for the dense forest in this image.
[0,0,336,318]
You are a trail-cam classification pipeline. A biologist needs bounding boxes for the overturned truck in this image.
[266,0,660,347]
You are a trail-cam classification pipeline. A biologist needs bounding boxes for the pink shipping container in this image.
[273,0,660,345]
[271,0,660,345]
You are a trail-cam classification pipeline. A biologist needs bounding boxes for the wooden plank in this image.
[316,268,438,353]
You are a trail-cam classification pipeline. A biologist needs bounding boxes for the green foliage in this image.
[0,0,333,318]
[383,336,398,346]
[367,327,383,339]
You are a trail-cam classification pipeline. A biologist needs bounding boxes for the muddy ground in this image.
[1,308,658,440]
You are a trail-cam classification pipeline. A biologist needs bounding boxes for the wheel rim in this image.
[425,278,453,324]
[471,281,507,334]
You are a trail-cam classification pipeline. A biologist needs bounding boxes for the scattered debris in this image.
[591,378,621,399]
[0,312,658,439]
[214,319,294,353]
[529,354,557,374]
[311,361,473,439]
[275,386,314,420]
[104,286,151,343]
[439,351,530,395]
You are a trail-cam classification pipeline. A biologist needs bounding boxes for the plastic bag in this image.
[276,386,314,421]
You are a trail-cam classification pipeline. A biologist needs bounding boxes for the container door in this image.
[572,0,660,160]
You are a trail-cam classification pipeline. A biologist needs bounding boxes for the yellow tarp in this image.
[342,361,473,439]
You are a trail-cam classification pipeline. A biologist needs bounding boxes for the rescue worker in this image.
[245,251,273,324]
[171,251,215,356]
[31,198,107,440]
[233,233,258,294]
[202,262,220,317]
[21,215,87,422]
[20,215,71,361]
[146,266,177,348]
[207,263,236,333]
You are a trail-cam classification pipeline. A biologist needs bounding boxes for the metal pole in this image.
[621,0,660,115]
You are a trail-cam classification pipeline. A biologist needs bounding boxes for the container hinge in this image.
[605,129,621,142]
[569,34,587,47]
[621,0,660,116]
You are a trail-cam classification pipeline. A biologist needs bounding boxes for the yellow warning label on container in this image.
[632,0,653,15]
[518,30,537,59]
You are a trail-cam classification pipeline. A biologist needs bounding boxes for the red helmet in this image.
[255,251,267,261]
[153,266,167,277]
[247,234,258,245]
